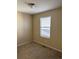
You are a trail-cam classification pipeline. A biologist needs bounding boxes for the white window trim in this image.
[40,16,51,39]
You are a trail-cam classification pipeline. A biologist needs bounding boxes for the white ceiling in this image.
[17,0,62,14]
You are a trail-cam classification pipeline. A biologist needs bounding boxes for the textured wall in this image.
[17,12,32,46]
[33,8,62,52]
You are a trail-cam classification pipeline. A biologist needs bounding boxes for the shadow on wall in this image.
[17,12,32,46]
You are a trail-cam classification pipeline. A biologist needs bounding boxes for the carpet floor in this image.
[17,43,61,59]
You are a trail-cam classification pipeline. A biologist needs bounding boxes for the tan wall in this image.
[33,8,62,52]
[17,12,32,46]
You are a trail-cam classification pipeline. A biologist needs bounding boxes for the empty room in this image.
[17,0,62,59]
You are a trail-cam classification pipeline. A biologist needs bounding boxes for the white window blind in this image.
[40,16,51,38]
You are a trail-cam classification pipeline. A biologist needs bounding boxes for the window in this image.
[40,16,51,38]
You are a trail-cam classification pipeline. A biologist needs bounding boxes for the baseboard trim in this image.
[17,41,62,52]
[17,42,27,47]
[17,41,32,47]
[33,41,62,52]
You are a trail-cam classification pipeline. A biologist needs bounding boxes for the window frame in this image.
[40,16,51,39]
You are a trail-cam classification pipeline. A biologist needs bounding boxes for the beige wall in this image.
[17,12,32,46]
[33,8,62,52]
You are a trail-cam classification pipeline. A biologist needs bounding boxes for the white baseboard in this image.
[33,41,62,52]
[17,40,62,52]
[17,41,32,47]
[17,42,27,47]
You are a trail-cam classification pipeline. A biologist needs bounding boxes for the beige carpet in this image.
[17,43,61,59]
